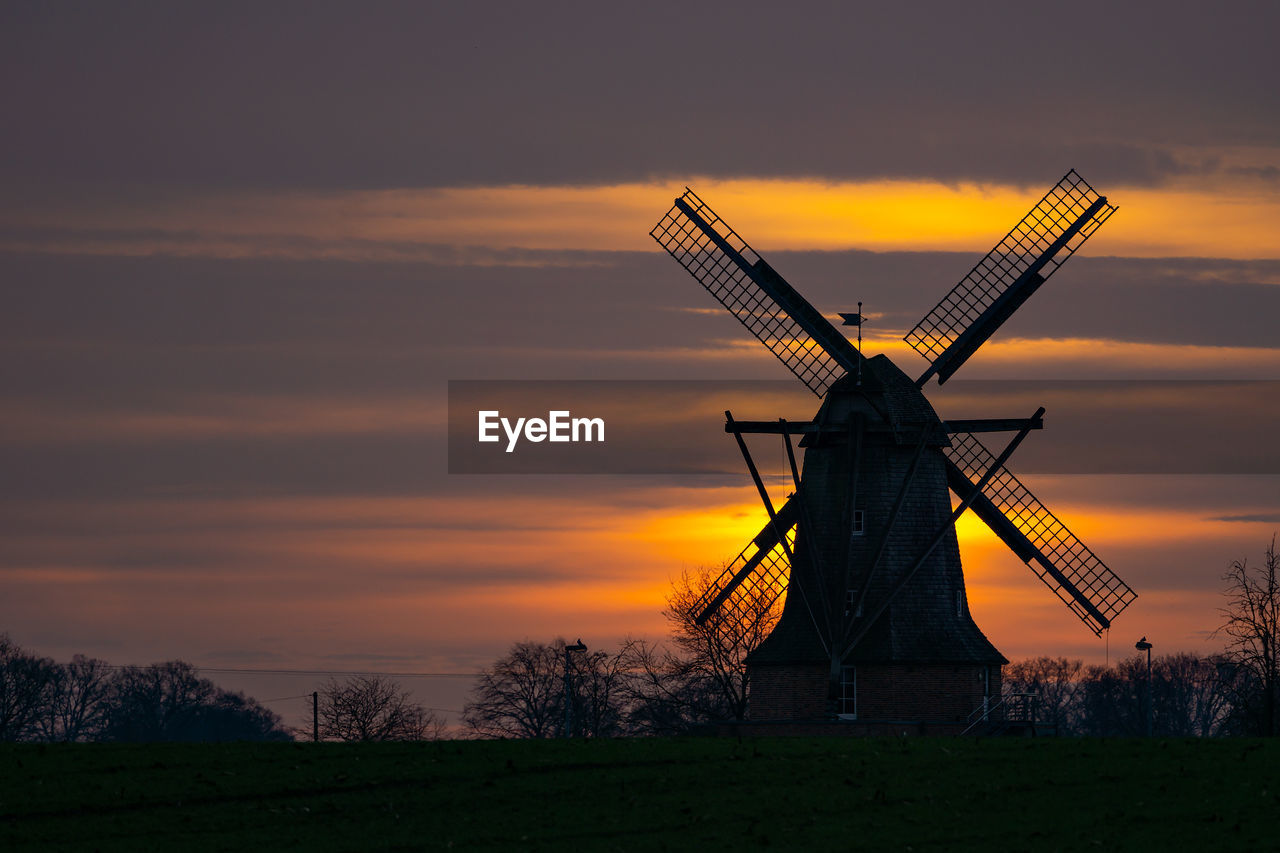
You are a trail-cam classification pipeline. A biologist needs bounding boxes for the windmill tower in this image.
[651,171,1136,730]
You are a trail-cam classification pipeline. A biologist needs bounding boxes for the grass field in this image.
[1,736,1276,851]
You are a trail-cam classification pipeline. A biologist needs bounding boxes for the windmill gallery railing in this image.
[961,692,1044,736]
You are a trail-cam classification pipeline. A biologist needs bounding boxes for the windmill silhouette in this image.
[650,171,1136,727]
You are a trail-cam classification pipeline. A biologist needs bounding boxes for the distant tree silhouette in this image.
[662,566,781,723]
[103,661,214,741]
[571,646,629,738]
[318,674,439,741]
[463,641,561,738]
[1002,656,1083,733]
[1214,535,1280,736]
[599,567,784,734]
[1003,652,1233,737]
[0,634,57,741]
[1073,658,1146,736]
[192,689,293,742]
[1150,652,1233,737]
[617,637,727,735]
[103,660,289,742]
[463,639,627,738]
[36,654,111,742]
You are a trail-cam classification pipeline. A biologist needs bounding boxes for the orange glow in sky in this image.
[2,148,1276,722]
[8,5,1280,743]
[11,480,1270,668]
[6,175,1280,261]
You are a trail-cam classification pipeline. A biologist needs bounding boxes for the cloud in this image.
[3,4,1277,190]
[4,245,1280,502]
[7,0,1279,704]
[1214,513,1280,524]
[3,472,1274,677]
[6,178,1280,261]
[0,394,444,444]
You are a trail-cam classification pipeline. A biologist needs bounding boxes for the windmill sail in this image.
[651,189,862,397]
[693,496,798,627]
[944,432,1136,635]
[649,176,1136,727]
[905,170,1117,386]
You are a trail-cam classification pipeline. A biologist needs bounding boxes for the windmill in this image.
[650,170,1136,727]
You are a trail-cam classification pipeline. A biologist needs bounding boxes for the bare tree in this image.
[618,637,726,735]
[662,566,781,722]
[1002,656,1083,733]
[103,660,290,742]
[36,654,112,742]
[0,634,56,741]
[1213,535,1280,736]
[1152,652,1233,737]
[463,639,629,739]
[572,647,629,738]
[463,568,778,738]
[318,675,438,741]
[463,640,570,739]
[194,690,293,742]
[103,661,216,741]
[1034,652,1235,738]
[1075,658,1143,737]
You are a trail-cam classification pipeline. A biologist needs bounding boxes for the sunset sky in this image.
[3,2,1278,730]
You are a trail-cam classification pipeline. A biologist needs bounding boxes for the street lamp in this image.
[563,639,587,739]
[1135,637,1153,737]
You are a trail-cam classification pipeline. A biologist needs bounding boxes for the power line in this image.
[98,664,480,678]
[198,667,480,678]
[255,693,464,715]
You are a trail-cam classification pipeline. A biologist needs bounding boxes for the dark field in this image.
[1,737,1276,851]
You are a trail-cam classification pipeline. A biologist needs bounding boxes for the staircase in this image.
[961,692,1057,736]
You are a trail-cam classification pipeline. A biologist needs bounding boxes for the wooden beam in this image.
[725,411,830,651]
[917,196,1109,387]
[724,420,815,435]
[675,198,864,380]
[694,496,799,625]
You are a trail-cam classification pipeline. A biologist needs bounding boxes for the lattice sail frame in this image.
[693,528,793,636]
[947,432,1136,634]
[905,170,1117,364]
[651,189,847,397]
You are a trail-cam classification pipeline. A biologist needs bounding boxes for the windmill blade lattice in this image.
[692,513,795,631]
[945,432,1136,634]
[905,170,1117,385]
[651,189,855,397]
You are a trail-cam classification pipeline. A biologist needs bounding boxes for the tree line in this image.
[0,638,291,743]
[462,567,771,738]
[5,536,1274,740]
[0,638,445,743]
[462,536,1280,738]
[1003,652,1264,737]
[460,642,1271,739]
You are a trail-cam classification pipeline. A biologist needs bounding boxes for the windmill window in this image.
[851,510,865,536]
[956,589,963,617]
[845,589,862,618]
[838,665,857,718]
